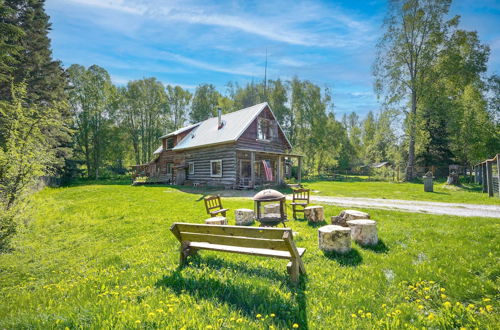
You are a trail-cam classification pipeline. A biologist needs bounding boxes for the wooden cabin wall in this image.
[184,144,237,186]
[236,107,290,153]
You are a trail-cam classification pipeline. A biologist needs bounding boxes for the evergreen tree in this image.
[190,84,220,123]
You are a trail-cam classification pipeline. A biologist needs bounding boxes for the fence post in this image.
[497,154,500,197]
[486,160,493,197]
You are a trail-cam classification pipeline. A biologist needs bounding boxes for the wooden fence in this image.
[474,154,500,198]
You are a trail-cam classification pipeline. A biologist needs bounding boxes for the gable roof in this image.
[170,102,291,151]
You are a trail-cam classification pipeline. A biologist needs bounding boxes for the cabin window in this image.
[188,162,195,175]
[210,160,222,177]
[166,138,174,149]
[166,163,173,175]
[257,118,275,141]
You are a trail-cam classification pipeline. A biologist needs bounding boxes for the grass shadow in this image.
[189,255,287,281]
[323,249,363,267]
[155,270,308,328]
[307,220,327,228]
[358,239,389,254]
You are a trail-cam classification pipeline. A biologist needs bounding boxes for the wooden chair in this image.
[291,188,310,220]
[204,195,229,217]
[170,223,306,283]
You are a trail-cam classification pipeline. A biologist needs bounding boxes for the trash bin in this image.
[423,171,434,192]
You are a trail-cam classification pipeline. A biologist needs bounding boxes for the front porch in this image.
[235,149,302,189]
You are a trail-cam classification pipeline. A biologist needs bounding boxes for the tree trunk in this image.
[405,90,417,181]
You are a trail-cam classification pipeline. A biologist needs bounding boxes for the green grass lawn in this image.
[302,178,500,205]
[0,182,498,329]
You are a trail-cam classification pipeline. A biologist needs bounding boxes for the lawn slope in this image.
[0,183,498,328]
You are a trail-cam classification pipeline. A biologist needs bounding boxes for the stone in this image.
[346,219,378,246]
[205,216,227,225]
[331,210,370,227]
[423,171,434,192]
[318,225,351,253]
[304,206,324,223]
[235,208,254,226]
[263,203,280,215]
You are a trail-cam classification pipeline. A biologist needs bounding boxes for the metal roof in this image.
[159,123,200,139]
[173,102,269,151]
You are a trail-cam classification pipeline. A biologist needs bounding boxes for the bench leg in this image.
[179,242,193,267]
[287,259,300,284]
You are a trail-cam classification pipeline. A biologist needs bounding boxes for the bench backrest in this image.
[292,188,310,203]
[170,223,294,252]
[204,195,223,214]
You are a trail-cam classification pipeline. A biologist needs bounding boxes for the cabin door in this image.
[176,168,186,185]
[239,160,251,187]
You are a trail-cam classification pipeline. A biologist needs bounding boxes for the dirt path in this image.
[304,195,500,218]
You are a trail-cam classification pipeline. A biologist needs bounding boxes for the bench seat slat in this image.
[176,223,290,240]
[189,242,306,260]
[180,232,289,251]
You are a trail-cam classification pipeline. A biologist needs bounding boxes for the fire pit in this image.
[253,189,288,227]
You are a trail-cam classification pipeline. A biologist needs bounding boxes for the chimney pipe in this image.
[217,107,222,129]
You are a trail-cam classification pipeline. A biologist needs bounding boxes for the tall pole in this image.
[264,48,267,99]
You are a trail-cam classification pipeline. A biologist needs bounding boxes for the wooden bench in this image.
[170,223,306,283]
[204,195,229,217]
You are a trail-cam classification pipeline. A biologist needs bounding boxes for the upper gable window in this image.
[257,118,275,141]
[166,138,174,149]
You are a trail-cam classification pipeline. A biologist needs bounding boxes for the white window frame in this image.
[210,159,223,178]
[166,163,173,175]
[188,162,195,175]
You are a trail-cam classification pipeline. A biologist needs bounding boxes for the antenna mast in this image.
[264,48,267,99]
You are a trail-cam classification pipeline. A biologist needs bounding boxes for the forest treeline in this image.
[0,0,499,248]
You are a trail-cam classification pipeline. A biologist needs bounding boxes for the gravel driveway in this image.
[303,195,500,218]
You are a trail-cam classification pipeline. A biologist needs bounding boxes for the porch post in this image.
[277,156,282,184]
[250,151,255,188]
[482,162,487,193]
[297,157,302,184]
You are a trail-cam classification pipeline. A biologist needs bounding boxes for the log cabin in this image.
[132,102,302,189]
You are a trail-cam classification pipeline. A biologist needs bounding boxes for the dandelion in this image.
[135,320,141,324]
[230,317,235,321]
[425,295,430,299]
[366,312,372,318]
[483,298,491,302]
[351,314,357,318]
[405,296,410,300]
[256,314,262,318]
[236,318,243,323]
[148,312,155,318]
[467,304,475,310]
[443,301,452,308]
[429,281,435,284]
[427,313,435,320]
[479,307,486,314]
[381,304,387,309]
[205,326,212,329]
[440,288,446,292]
[168,308,174,313]
[395,309,401,315]
[440,294,447,299]
[293,324,299,328]
[486,305,493,312]
[156,309,164,313]
[358,309,364,314]
[418,305,424,310]
[416,299,421,303]
[270,313,276,317]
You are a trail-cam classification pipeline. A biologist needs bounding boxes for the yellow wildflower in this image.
[427,313,435,320]
[483,298,491,302]
[236,318,243,323]
[395,309,401,315]
[425,295,430,299]
[135,320,141,324]
[418,305,424,310]
[205,326,212,329]
[270,313,276,317]
[440,294,447,299]
[416,299,421,303]
[486,305,493,312]
[381,304,387,309]
[256,314,262,318]
[479,307,486,314]
[405,296,410,300]
[358,309,364,314]
[366,312,372,318]
[440,288,446,292]
[148,312,155,318]
[429,281,435,284]
[351,314,357,318]
[443,301,452,308]
[467,304,475,310]
[423,287,430,291]
[293,324,299,328]
[156,309,164,313]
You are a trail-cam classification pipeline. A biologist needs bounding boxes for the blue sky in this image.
[46,0,500,118]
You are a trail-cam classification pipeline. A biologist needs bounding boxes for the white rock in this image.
[205,216,227,225]
[235,208,254,226]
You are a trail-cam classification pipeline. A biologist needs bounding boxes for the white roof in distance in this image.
[173,102,269,151]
